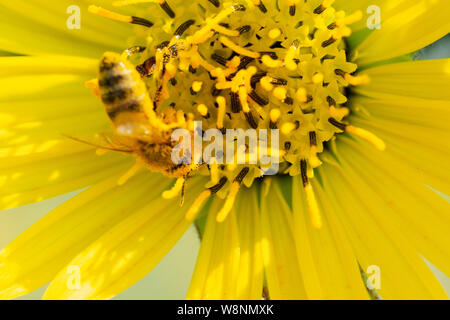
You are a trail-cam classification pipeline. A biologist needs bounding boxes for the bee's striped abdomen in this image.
[98,52,149,121]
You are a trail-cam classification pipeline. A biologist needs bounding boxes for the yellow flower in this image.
[0,0,449,300]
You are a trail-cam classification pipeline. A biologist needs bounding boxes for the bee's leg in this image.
[85,78,100,97]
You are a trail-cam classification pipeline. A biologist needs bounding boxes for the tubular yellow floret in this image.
[216,96,226,129]
[219,36,261,59]
[118,161,143,186]
[261,55,283,68]
[270,108,281,123]
[113,0,158,6]
[216,181,240,222]
[273,87,287,102]
[304,183,322,229]
[238,86,250,113]
[89,5,132,23]
[309,146,322,168]
[345,73,370,85]
[346,126,386,151]
[197,104,209,117]
[281,122,296,135]
[186,190,211,221]
[162,178,185,199]
[268,28,281,40]
[214,24,240,37]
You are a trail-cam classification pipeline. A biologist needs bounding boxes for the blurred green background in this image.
[1,35,450,300]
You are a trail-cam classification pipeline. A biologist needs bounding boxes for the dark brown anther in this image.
[300,159,308,187]
[156,41,170,50]
[211,86,221,97]
[289,5,296,16]
[160,1,175,18]
[309,131,317,146]
[257,1,267,13]
[285,141,291,150]
[237,25,251,34]
[321,36,337,47]
[245,112,258,129]
[334,69,346,77]
[208,0,220,8]
[314,4,326,14]
[248,90,269,106]
[211,53,228,66]
[284,97,294,105]
[251,72,267,88]
[238,56,255,70]
[174,19,195,37]
[230,92,242,113]
[235,167,250,183]
[270,77,288,85]
[328,117,347,131]
[326,96,336,106]
[209,177,228,194]
[131,16,154,28]
[327,22,337,30]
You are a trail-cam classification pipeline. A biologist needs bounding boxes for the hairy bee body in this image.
[96,52,194,178]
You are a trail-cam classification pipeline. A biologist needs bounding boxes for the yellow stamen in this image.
[191,81,203,93]
[219,36,261,59]
[268,28,281,40]
[214,24,240,37]
[216,96,226,129]
[273,87,287,102]
[162,178,185,199]
[344,73,370,85]
[197,104,209,117]
[216,181,240,222]
[118,161,143,186]
[261,55,283,68]
[186,190,211,221]
[304,184,322,229]
[346,126,386,151]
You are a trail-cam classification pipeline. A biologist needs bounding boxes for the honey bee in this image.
[85,50,197,179]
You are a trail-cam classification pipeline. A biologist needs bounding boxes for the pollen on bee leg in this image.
[85,79,100,97]
[118,161,143,186]
[162,178,185,199]
[301,160,322,229]
[346,125,386,151]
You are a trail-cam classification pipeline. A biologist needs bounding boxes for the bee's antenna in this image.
[62,134,133,154]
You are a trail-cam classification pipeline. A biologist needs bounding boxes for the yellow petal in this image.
[0,56,125,209]
[292,175,369,299]
[234,187,264,299]
[338,135,450,278]
[261,179,307,299]
[43,176,206,300]
[187,196,241,300]
[355,0,450,66]
[349,94,450,195]
[320,141,449,299]
[354,58,450,100]
[0,0,132,57]
[0,172,170,299]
